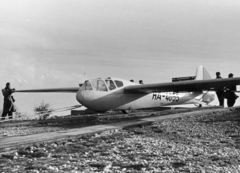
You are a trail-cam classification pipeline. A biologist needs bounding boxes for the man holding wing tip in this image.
[1,82,17,120]
[215,72,224,107]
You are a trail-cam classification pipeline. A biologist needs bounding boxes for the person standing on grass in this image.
[215,72,225,107]
[226,73,239,107]
[1,82,17,120]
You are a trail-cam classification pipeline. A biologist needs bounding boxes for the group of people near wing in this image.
[216,72,239,107]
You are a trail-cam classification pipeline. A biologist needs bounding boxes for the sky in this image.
[0,0,240,116]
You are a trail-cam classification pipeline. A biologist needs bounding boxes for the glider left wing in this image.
[124,77,240,94]
[14,87,79,93]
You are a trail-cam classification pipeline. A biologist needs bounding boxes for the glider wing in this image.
[14,87,79,93]
[124,77,240,93]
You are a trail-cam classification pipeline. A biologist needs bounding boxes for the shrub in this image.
[34,101,53,120]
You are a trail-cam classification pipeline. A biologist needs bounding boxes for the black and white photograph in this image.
[1,0,240,172]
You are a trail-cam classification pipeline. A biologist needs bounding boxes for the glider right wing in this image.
[124,77,240,94]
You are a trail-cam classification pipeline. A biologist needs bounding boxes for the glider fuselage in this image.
[76,77,213,112]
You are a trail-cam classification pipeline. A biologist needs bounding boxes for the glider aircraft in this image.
[14,66,240,113]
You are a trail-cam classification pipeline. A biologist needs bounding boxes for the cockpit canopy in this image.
[82,78,124,91]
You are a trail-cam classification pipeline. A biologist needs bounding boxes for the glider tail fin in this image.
[194,65,215,105]
[195,65,211,80]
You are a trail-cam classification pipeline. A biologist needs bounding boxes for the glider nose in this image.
[76,90,94,108]
[76,90,84,104]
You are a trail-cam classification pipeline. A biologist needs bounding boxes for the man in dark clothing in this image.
[1,83,16,120]
[226,73,238,107]
[215,72,224,107]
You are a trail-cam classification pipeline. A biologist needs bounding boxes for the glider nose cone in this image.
[76,90,84,104]
[76,90,94,108]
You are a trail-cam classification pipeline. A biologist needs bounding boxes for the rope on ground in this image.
[35,105,82,114]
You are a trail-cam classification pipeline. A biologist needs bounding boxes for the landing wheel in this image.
[198,104,202,108]
[122,110,133,114]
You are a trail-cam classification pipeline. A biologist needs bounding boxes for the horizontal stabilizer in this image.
[14,87,79,93]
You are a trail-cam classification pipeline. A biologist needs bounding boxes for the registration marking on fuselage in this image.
[152,92,180,102]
